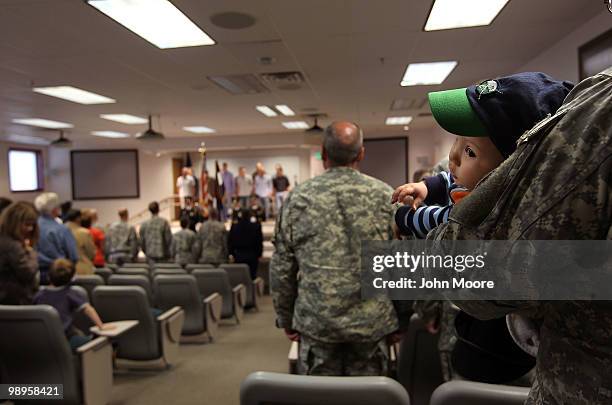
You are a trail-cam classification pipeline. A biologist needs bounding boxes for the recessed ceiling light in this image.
[386,116,413,125]
[100,114,148,124]
[183,126,216,134]
[282,121,309,129]
[33,86,115,104]
[275,105,296,116]
[425,0,510,31]
[87,0,215,49]
[12,118,73,129]
[400,62,457,86]
[256,106,278,117]
[91,131,129,138]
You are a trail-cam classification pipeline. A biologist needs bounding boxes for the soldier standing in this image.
[105,208,140,265]
[271,121,408,376]
[139,202,173,266]
[196,207,228,266]
[171,216,199,266]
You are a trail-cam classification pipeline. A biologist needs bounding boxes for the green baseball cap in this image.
[428,87,488,137]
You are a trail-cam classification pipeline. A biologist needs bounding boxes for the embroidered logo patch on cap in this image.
[476,80,499,99]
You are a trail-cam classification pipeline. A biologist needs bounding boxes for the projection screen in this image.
[360,137,409,188]
[71,149,139,200]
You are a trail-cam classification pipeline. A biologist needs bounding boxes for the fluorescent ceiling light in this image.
[256,106,278,117]
[386,116,413,125]
[87,0,215,49]
[100,114,148,124]
[91,130,129,138]
[400,61,457,86]
[183,126,216,134]
[275,105,295,116]
[425,0,510,31]
[12,118,73,129]
[282,121,309,130]
[33,86,115,104]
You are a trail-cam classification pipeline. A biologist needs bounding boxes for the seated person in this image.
[393,72,573,238]
[171,216,199,266]
[33,258,112,350]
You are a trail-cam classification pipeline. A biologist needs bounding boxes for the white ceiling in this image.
[0,0,603,145]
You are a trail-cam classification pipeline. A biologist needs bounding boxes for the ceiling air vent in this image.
[391,97,428,111]
[260,71,305,91]
[208,74,269,95]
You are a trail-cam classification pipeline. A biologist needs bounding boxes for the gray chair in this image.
[430,381,530,405]
[240,371,411,405]
[185,263,214,272]
[0,305,113,405]
[192,269,245,323]
[117,267,150,278]
[108,274,154,303]
[152,268,187,277]
[153,262,183,270]
[120,262,151,269]
[397,314,444,405]
[153,275,222,343]
[92,286,184,370]
[106,263,118,271]
[94,267,113,283]
[73,274,105,301]
[220,264,264,310]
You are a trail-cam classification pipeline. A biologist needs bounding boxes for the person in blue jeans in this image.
[33,258,113,350]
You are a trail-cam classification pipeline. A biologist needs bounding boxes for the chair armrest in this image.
[78,337,113,405]
[204,293,223,322]
[253,277,264,297]
[157,306,182,322]
[233,284,247,307]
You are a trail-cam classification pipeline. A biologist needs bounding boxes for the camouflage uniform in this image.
[429,67,612,404]
[171,228,199,266]
[104,221,139,264]
[197,220,228,266]
[271,166,403,376]
[139,215,173,263]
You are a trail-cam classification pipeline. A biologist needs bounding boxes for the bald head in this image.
[322,121,364,167]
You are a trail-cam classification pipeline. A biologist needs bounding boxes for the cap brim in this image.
[428,88,488,137]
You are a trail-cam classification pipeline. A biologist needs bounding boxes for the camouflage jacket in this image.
[430,68,612,404]
[197,220,228,264]
[171,228,199,265]
[104,221,139,260]
[271,166,400,343]
[139,216,172,260]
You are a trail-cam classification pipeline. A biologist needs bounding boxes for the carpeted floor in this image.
[109,296,290,405]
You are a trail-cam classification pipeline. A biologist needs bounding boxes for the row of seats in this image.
[240,372,529,405]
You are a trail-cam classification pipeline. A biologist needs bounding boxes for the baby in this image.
[393,72,573,238]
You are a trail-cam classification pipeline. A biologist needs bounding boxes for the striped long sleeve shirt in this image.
[395,171,467,239]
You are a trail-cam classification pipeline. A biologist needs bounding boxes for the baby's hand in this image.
[391,181,428,209]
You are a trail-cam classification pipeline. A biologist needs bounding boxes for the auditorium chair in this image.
[117,267,150,278]
[120,262,151,269]
[185,263,214,272]
[152,268,187,277]
[220,263,264,310]
[153,275,223,343]
[94,267,113,283]
[429,381,529,405]
[397,314,444,405]
[153,262,183,270]
[240,372,411,405]
[0,305,113,405]
[108,274,155,304]
[106,263,118,271]
[92,286,184,370]
[192,269,246,323]
[73,274,105,301]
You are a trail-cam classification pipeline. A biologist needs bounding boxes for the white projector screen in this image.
[360,137,409,188]
[71,150,139,200]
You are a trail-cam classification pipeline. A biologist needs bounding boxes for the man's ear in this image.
[355,146,365,163]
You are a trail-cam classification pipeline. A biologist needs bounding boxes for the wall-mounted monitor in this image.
[71,149,139,200]
[361,137,409,188]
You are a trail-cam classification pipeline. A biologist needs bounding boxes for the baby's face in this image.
[448,136,504,190]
